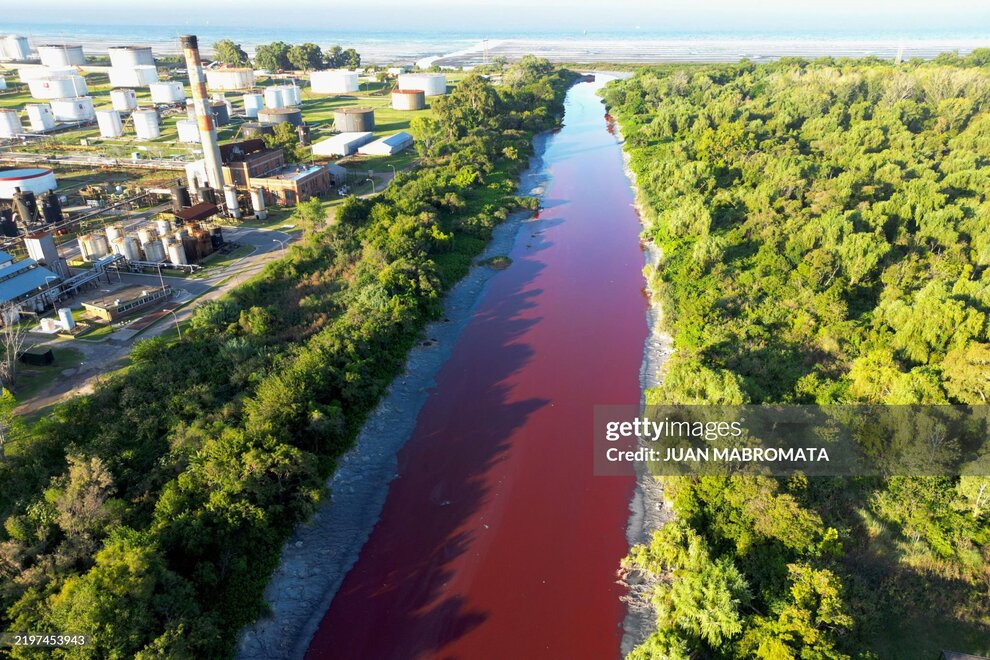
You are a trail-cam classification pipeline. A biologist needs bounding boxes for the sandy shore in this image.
[235,134,552,660]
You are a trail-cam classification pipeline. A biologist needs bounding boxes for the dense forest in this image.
[604,52,990,658]
[0,57,577,658]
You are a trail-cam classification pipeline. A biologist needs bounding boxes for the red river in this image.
[307,75,648,660]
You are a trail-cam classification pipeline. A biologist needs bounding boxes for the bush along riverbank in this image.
[0,57,579,658]
[604,53,990,659]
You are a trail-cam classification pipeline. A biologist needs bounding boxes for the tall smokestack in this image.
[181,35,224,193]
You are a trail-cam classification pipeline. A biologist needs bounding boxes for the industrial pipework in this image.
[180,35,224,195]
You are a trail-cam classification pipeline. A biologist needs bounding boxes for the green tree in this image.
[287,43,323,71]
[212,39,248,66]
[253,41,290,72]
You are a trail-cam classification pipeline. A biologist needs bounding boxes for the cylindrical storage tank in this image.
[58,308,75,330]
[137,226,157,245]
[3,36,30,62]
[110,88,138,112]
[112,236,140,261]
[398,73,446,96]
[223,185,241,219]
[249,187,267,220]
[89,233,109,258]
[258,107,302,127]
[206,68,255,91]
[142,239,166,262]
[164,238,187,265]
[241,122,274,138]
[0,77,6,91]
[210,101,230,127]
[155,218,171,237]
[278,86,296,108]
[176,119,200,143]
[105,223,124,243]
[107,45,155,68]
[243,93,263,118]
[0,109,24,137]
[50,96,95,122]
[95,109,124,138]
[28,75,88,99]
[263,86,284,109]
[289,85,302,106]
[391,89,426,111]
[77,234,92,261]
[25,104,56,132]
[108,65,158,88]
[310,70,359,94]
[37,44,85,68]
[132,109,160,139]
[193,227,213,258]
[333,107,375,132]
[0,168,57,198]
[149,81,184,104]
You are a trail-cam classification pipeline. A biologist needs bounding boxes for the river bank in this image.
[608,105,675,656]
[235,135,552,659]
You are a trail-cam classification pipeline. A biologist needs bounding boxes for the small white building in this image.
[358,131,413,156]
[311,131,374,157]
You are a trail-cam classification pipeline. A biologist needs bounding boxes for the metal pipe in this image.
[180,35,224,193]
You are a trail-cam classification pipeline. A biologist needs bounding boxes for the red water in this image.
[307,77,647,660]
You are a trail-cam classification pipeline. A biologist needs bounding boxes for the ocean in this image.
[3,23,988,66]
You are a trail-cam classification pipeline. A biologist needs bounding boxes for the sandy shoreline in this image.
[235,134,552,660]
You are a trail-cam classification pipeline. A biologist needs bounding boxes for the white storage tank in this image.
[2,36,31,62]
[108,46,155,68]
[50,97,95,122]
[108,65,158,88]
[132,109,160,140]
[310,70,359,94]
[96,109,124,138]
[112,235,141,261]
[0,77,6,91]
[155,219,171,237]
[0,168,57,198]
[88,233,110,259]
[137,226,157,245]
[223,185,240,219]
[164,238,187,265]
[243,93,263,118]
[28,75,88,100]
[176,119,200,143]
[398,73,446,96]
[206,68,256,91]
[250,187,267,220]
[0,109,24,137]
[391,89,426,111]
[149,81,185,104]
[58,308,76,331]
[105,223,124,243]
[142,239,166,262]
[110,88,138,112]
[25,104,56,132]
[38,44,85,68]
[263,86,285,109]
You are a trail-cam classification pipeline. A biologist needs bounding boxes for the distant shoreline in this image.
[4,29,987,67]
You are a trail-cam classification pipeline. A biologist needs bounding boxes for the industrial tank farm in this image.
[37,44,86,67]
[391,89,426,111]
[333,106,375,132]
[107,45,155,68]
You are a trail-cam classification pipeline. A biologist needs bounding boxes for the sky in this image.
[5,0,990,34]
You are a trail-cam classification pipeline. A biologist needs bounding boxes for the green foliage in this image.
[287,43,324,72]
[323,46,361,70]
[212,39,248,67]
[253,41,290,72]
[608,56,990,657]
[262,121,307,163]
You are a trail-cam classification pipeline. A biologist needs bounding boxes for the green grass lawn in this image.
[12,346,85,401]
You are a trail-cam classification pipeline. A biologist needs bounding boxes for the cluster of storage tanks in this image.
[0,35,31,62]
[78,220,220,265]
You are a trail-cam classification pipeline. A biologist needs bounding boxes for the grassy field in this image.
[12,346,85,400]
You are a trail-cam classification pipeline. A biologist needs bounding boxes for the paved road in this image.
[15,225,296,415]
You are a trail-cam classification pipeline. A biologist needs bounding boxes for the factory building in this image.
[37,44,85,68]
[358,131,413,156]
[310,70,359,94]
[0,256,60,311]
[24,231,68,277]
[107,46,155,68]
[311,131,374,157]
[391,89,426,111]
[398,73,447,96]
[81,285,172,322]
[333,107,375,132]
[206,68,256,91]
